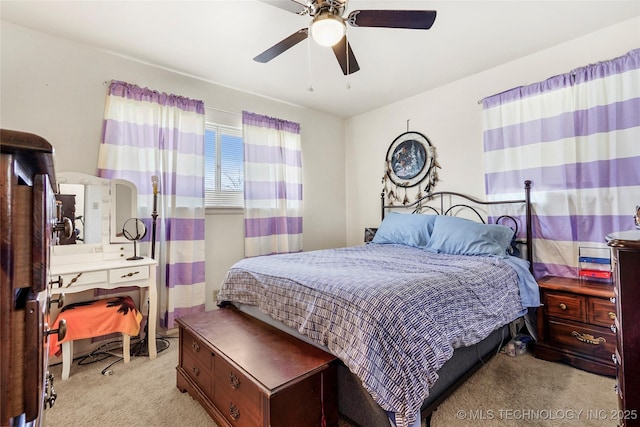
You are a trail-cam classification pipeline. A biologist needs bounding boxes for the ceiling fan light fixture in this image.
[310,12,346,47]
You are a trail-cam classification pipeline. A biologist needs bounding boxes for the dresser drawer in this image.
[588,297,616,327]
[109,265,149,284]
[103,244,133,260]
[545,292,586,322]
[59,270,108,289]
[213,355,262,426]
[547,319,615,362]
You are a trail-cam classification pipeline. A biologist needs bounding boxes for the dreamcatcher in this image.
[382,129,439,206]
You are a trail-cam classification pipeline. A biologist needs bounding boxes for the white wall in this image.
[3,17,638,307]
[0,22,347,310]
[344,17,640,247]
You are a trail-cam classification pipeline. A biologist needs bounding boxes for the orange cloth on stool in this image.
[49,296,143,357]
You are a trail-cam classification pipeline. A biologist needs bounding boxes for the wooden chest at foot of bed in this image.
[176,306,338,427]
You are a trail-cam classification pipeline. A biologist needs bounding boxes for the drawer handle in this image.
[229,372,241,389]
[612,353,618,365]
[558,303,567,310]
[229,403,240,420]
[121,271,140,278]
[608,312,616,320]
[49,293,65,310]
[63,272,83,288]
[50,275,64,288]
[191,341,200,353]
[45,371,56,409]
[610,324,617,333]
[571,331,606,345]
[47,319,67,341]
[192,365,200,377]
[610,297,616,304]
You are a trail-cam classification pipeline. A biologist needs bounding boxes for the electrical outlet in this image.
[212,290,220,304]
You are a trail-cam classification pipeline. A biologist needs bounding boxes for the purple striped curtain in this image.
[242,111,303,257]
[483,49,640,279]
[98,80,206,329]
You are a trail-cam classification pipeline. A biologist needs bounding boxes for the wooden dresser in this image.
[176,306,338,427]
[1,130,62,426]
[535,275,616,377]
[607,231,640,427]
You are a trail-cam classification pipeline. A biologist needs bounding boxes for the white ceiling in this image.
[1,1,639,118]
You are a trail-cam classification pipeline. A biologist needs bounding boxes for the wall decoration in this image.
[382,130,439,205]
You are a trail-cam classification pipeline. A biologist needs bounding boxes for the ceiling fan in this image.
[254,0,437,75]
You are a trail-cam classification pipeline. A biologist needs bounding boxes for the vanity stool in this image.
[49,296,143,380]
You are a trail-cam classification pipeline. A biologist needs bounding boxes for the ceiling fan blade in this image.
[253,29,309,63]
[259,0,308,15]
[331,36,360,75]
[347,10,437,30]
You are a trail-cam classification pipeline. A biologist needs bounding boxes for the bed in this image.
[217,181,538,427]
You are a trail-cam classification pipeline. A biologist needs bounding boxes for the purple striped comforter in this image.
[217,243,527,427]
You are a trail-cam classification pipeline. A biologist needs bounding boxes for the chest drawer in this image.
[181,330,213,397]
[547,319,615,361]
[181,330,212,372]
[588,297,616,327]
[109,265,149,285]
[213,355,263,427]
[545,291,585,322]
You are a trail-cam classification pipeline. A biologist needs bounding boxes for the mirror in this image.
[110,179,137,244]
[123,218,147,260]
[55,172,138,246]
[57,173,110,245]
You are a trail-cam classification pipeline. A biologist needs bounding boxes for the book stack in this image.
[578,246,612,282]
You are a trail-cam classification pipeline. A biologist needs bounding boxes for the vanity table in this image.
[49,256,157,360]
[50,172,157,360]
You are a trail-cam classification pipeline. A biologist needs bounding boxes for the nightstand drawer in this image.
[588,297,616,327]
[545,291,586,322]
[548,319,615,361]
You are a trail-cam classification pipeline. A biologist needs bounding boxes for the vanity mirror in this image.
[55,172,138,247]
[111,179,137,244]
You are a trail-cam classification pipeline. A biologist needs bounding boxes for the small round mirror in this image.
[123,218,147,260]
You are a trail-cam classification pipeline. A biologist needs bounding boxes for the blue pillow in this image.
[372,212,436,248]
[426,215,515,257]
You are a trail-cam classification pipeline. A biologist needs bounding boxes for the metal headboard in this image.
[381,180,533,272]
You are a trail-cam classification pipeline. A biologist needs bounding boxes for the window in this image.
[205,123,243,208]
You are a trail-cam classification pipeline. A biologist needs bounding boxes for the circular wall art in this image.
[385,131,434,188]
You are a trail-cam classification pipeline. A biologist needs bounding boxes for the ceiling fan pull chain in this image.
[307,37,314,92]
[345,34,351,89]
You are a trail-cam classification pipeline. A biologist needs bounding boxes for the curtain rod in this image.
[205,106,240,116]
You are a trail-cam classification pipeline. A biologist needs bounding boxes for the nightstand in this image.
[535,276,616,377]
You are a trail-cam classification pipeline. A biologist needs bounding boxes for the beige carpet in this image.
[44,337,617,427]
